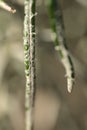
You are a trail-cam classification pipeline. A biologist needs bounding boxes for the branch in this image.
[24,0,36,130]
[0,0,16,13]
[47,0,75,93]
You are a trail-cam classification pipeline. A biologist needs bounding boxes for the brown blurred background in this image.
[0,0,87,130]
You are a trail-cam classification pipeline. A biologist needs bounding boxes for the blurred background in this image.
[0,0,87,130]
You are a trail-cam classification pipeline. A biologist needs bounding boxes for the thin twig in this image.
[47,0,75,93]
[24,0,36,130]
[0,0,16,13]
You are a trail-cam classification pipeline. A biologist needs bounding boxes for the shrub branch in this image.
[24,0,36,130]
[47,0,75,93]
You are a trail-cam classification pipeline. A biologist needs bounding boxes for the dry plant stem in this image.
[47,0,75,93]
[0,0,16,13]
[24,0,36,130]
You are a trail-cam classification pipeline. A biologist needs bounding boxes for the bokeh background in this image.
[0,0,87,130]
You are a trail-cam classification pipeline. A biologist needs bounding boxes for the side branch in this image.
[0,0,16,13]
[47,0,75,93]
